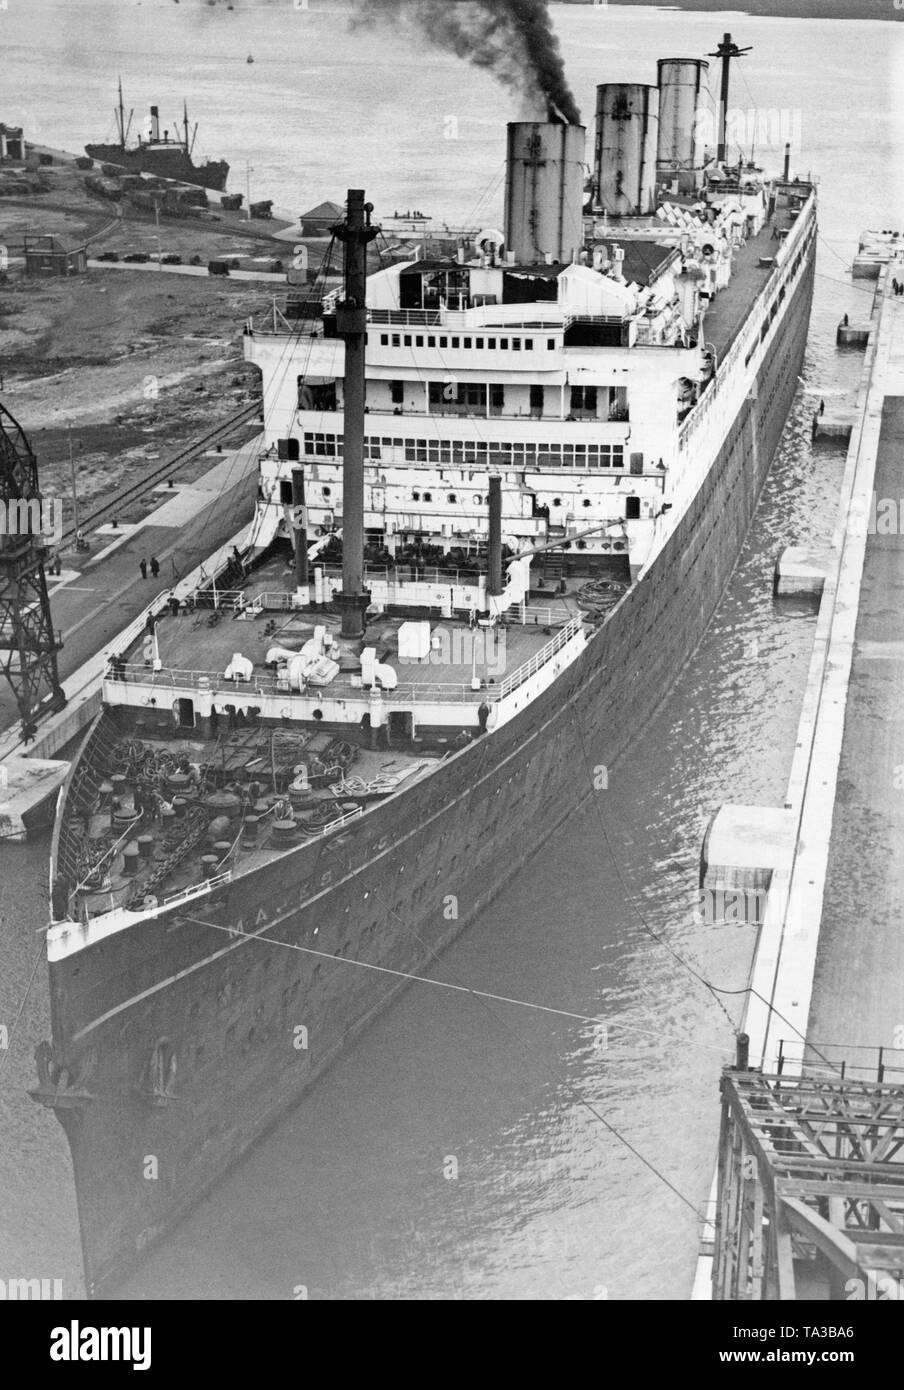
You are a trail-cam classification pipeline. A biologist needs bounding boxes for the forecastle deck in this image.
[49,559,611,945]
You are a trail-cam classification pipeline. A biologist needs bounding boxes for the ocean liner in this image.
[36,44,817,1294]
[85,81,230,192]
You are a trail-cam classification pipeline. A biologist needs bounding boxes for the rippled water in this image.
[0,0,897,1300]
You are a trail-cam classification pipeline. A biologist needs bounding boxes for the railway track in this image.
[60,401,261,549]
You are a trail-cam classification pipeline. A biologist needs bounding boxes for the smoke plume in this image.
[355,1,581,125]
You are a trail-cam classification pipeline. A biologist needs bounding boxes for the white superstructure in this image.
[245,151,813,588]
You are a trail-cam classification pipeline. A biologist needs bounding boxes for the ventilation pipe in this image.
[487,475,503,597]
[292,467,308,592]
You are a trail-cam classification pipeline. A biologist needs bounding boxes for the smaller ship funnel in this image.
[594,84,659,217]
[150,105,160,142]
[656,59,709,194]
[504,122,586,265]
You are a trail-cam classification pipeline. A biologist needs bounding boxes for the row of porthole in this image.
[319,488,631,512]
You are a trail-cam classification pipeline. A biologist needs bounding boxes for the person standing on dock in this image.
[139,557,148,580]
[150,556,160,578]
[819,399,825,415]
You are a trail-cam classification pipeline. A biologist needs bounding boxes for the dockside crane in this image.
[0,403,66,742]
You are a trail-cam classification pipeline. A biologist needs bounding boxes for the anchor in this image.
[29,1041,96,1111]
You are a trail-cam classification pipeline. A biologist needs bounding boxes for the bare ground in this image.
[0,159,315,518]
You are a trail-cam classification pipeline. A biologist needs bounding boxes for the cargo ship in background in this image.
[85,80,230,191]
[36,41,817,1294]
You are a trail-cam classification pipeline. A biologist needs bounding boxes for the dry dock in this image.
[695,251,904,1299]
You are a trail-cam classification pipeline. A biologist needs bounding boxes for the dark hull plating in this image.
[85,144,230,191]
[47,248,815,1295]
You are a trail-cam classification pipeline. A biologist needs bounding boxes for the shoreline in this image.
[556,0,901,20]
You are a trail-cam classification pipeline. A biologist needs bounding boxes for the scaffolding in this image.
[713,1048,904,1300]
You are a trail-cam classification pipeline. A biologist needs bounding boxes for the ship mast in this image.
[332,189,378,639]
[117,77,125,147]
[183,100,190,155]
[707,32,751,166]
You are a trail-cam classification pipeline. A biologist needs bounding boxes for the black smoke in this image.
[355,0,581,125]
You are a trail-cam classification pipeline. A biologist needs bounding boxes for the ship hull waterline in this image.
[44,248,815,1297]
[85,144,230,192]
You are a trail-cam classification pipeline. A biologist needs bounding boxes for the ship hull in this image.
[84,144,229,192]
[45,244,815,1296]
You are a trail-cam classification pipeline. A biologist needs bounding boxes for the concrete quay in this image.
[693,250,904,1298]
[0,434,263,838]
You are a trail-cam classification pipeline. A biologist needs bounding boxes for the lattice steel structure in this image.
[714,1065,904,1300]
[0,403,65,740]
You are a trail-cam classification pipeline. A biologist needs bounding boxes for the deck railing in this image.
[498,616,584,698]
[107,617,584,709]
[318,563,485,588]
[369,309,443,327]
[368,306,567,332]
[108,662,487,705]
[156,871,233,913]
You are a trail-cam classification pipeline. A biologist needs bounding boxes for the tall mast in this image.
[183,100,190,155]
[332,189,378,639]
[117,77,126,147]
[707,32,751,165]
